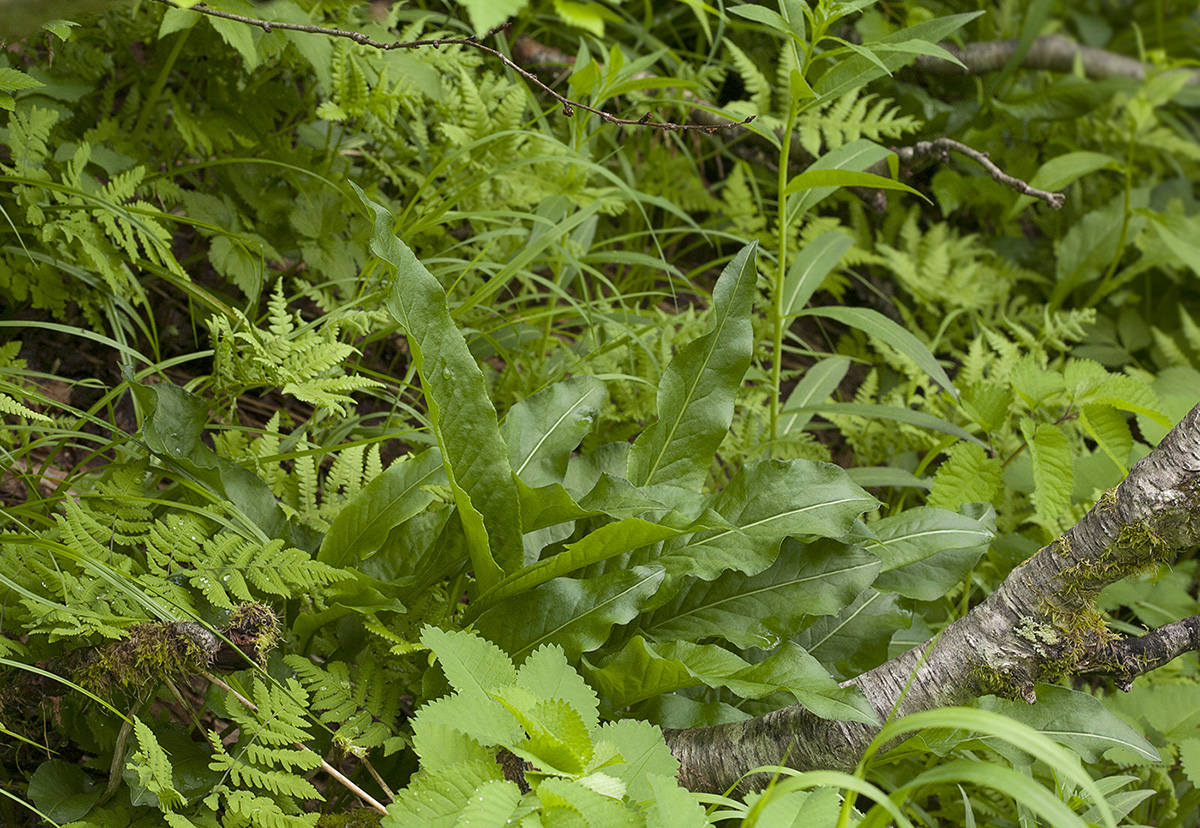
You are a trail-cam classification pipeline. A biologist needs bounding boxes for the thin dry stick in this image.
[205,673,389,816]
[151,0,753,133]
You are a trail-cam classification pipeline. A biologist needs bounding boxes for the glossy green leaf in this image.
[474,566,665,663]
[318,448,445,566]
[977,685,1158,764]
[472,516,691,615]
[799,306,958,399]
[627,242,758,490]
[503,376,605,488]
[641,538,880,649]
[784,169,925,200]
[870,505,993,600]
[660,459,878,581]
[795,590,909,679]
[357,185,523,589]
[782,231,854,318]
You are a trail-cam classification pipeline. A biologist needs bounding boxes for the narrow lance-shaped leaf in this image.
[781,230,854,318]
[354,184,522,590]
[627,242,758,490]
[799,306,959,399]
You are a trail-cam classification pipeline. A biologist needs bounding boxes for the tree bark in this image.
[667,399,1200,793]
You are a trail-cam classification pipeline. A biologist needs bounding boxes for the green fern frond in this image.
[723,39,771,113]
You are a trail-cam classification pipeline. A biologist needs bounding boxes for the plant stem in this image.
[132,27,192,143]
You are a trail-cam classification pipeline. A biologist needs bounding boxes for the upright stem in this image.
[132,27,192,142]
[769,101,799,444]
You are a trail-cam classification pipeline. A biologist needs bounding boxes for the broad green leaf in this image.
[383,760,504,827]
[27,759,102,824]
[1152,212,1200,280]
[743,642,878,724]
[130,380,314,550]
[779,356,852,435]
[421,626,516,698]
[1021,419,1074,519]
[472,516,694,616]
[1053,188,1148,307]
[977,685,1158,764]
[798,307,958,399]
[474,565,666,663]
[795,590,909,678]
[659,459,878,580]
[788,140,895,217]
[785,400,984,445]
[517,644,601,731]
[1010,355,1066,409]
[1010,151,1122,216]
[410,694,518,767]
[503,376,606,488]
[206,14,259,71]
[461,0,528,35]
[602,721,682,805]
[494,690,592,775]
[1079,404,1133,473]
[870,505,993,600]
[318,449,445,566]
[450,780,522,827]
[357,185,523,589]
[961,382,1012,432]
[628,242,758,489]
[641,537,880,649]
[782,231,854,318]
[783,169,925,201]
[928,443,1002,511]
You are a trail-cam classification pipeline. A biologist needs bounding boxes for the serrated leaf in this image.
[799,307,958,399]
[782,231,854,318]
[641,537,880,648]
[628,242,757,490]
[961,382,1012,432]
[410,694,515,767]
[422,627,516,698]
[1011,355,1066,409]
[601,721,681,805]
[383,760,504,827]
[318,448,445,566]
[928,443,1002,511]
[1078,404,1132,473]
[659,459,878,581]
[474,566,665,663]
[495,690,592,775]
[517,644,601,731]
[645,772,708,827]
[1022,420,1074,520]
[504,376,606,488]
[451,779,523,826]
[357,185,522,589]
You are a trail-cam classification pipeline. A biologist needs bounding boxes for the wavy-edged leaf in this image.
[870,504,993,600]
[318,449,445,566]
[503,376,606,488]
[1022,419,1073,520]
[472,516,693,616]
[658,459,878,581]
[357,185,522,589]
[474,566,665,663]
[800,306,958,399]
[795,590,909,679]
[627,242,758,490]
[641,537,880,649]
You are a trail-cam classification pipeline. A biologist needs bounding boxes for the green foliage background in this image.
[1,0,1200,825]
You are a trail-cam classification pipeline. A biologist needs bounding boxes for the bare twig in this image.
[151,0,753,133]
[205,672,390,816]
[1076,615,1200,690]
[514,36,1063,210]
[868,137,1066,209]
